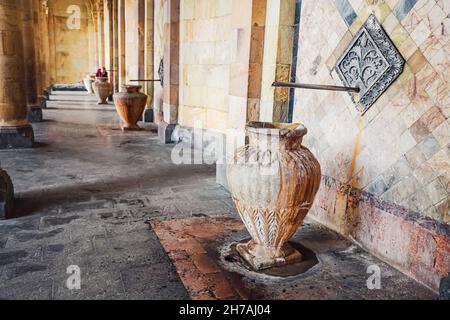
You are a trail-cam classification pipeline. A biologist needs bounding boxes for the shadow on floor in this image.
[12,164,216,219]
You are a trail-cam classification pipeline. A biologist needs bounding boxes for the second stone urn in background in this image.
[93,77,112,104]
[113,85,148,131]
[228,122,322,271]
[83,74,95,94]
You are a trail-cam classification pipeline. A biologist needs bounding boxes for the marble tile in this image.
[383,12,400,34]
[432,119,450,148]
[410,19,433,47]
[420,27,446,62]
[407,49,427,74]
[423,4,447,33]
[436,0,450,14]
[335,0,358,27]
[401,8,421,33]
[414,0,437,18]
[393,0,418,21]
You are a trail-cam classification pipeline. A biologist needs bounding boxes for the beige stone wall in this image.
[294,0,449,225]
[178,0,233,133]
[124,0,138,81]
[48,0,94,84]
[153,0,164,123]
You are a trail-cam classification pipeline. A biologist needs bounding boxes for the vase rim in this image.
[247,121,307,137]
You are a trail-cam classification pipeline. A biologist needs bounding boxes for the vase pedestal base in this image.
[121,125,142,132]
[236,240,303,271]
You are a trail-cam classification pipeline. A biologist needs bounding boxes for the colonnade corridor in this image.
[0,0,448,303]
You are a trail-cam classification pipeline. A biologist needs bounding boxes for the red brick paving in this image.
[151,216,245,300]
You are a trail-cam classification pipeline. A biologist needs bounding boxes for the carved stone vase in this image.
[83,75,95,94]
[227,122,322,271]
[113,85,148,131]
[93,77,112,104]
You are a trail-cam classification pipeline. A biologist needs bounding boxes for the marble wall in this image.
[292,0,449,291]
[294,0,449,226]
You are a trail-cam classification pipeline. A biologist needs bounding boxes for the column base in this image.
[0,169,14,220]
[236,240,303,271]
[143,108,154,123]
[43,90,50,101]
[28,106,43,123]
[0,125,34,149]
[38,96,47,109]
[158,122,176,144]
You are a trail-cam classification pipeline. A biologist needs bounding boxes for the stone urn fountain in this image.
[227,122,322,271]
[83,75,95,94]
[93,77,112,104]
[113,85,148,131]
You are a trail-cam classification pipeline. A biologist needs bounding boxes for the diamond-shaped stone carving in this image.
[335,14,405,114]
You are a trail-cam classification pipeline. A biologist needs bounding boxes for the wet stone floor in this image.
[0,93,438,300]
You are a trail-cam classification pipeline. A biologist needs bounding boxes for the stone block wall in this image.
[178,0,233,133]
[294,0,449,291]
[47,0,92,84]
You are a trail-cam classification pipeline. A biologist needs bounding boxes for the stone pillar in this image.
[98,1,106,68]
[153,0,164,125]
[247,0,267,122]
[259,0,296,123]
[217,0,254,188]
[105,0,114,100]
[112,0,120,93]
[143,0,154,123]
[118,0,126,88]
[124,0,141,83]
[159,0,179,144]
[0,1,34,149]
[21,0,43,123]
[0,164,14,220]
[104,0,113,73]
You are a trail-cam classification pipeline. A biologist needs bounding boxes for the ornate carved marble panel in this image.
[335,14,405,114]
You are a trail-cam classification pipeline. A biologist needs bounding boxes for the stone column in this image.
[247,0,267,122]
[39,0,51,99]
[153,0,164,125]
[21,0,43,123]
[105,0,114,100]
[143,0,154,123]
[118,0,126,88]
[98,1,106,68]
[0,1,34,149]
[0,163,14,220]
[112,0,120,93]
[259,0,296,123]
[159,0,179,144]
[217,0,254,188]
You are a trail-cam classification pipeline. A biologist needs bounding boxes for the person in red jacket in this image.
[96,67,108,78]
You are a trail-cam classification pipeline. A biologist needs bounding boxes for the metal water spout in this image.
[272,81,360,93]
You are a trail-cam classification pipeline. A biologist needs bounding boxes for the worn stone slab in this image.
[152,216,437,300]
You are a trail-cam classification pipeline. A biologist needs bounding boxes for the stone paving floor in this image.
[0,94,438,300]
